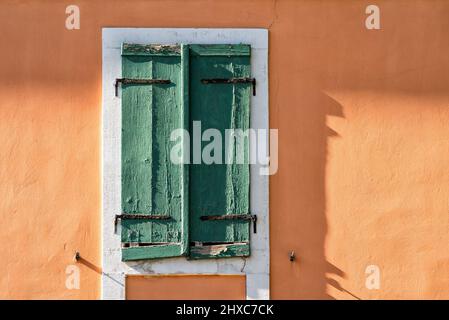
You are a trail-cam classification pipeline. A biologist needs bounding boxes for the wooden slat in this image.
[122,244,184,261]
[180,44,190,256]
[121,45,187,261]
[189,44,250,56]
[189,243,250,259]
[189,44,251,254]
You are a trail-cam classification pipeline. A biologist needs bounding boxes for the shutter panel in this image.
[120,43,189,261]
[189,44,252,259]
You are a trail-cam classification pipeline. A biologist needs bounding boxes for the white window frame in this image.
[102,28,269,300]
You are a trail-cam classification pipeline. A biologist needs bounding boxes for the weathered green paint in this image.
[189,44,250,56]
[120,43,252,261]
[122,43,181,56]
[122,244,184,261]
[180,44,190,256]
[189,44,251,257]
[189,243,250,260]
[121,44,188,261]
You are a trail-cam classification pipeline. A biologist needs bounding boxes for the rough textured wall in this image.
[270,0,449,299]
[0,0,448,299]
[126,275,246,300]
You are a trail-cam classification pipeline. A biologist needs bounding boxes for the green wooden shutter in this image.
[189,44,252,259]
[120,43,189,261]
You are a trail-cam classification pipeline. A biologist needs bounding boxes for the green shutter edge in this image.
[122,43,181,56]
[122,244,184,261]
[189,243,250,260]
[180,44,190,256]
[189,44,250,56]
[120,44,190,262]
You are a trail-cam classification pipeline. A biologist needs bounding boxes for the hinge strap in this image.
[114,78,171,97]
[200,214,258,233]
[114,214,171,233]
[200,78,256,96]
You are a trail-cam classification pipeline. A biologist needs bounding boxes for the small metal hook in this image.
[289,251,296,262]
[74,251,80,262]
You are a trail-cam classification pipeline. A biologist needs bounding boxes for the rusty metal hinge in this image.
[114,78,171,97]
[201,78,256,96]
[114,214,171,233]
[200,214,258,233]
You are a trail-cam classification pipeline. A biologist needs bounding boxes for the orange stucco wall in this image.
[0,0,448,299]
[126,275,246,300]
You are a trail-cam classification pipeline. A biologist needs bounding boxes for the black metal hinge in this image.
[114,214,171,233]
[114,78,171,97]
[200,214,258,233]
[201,78,256,96]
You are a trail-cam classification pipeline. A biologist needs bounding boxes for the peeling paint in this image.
[122,43,181,55]
[193,244,229,256]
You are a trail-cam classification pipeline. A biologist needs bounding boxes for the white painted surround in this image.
[102,28,269,300]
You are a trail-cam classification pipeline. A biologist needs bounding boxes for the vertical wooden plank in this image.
[189,45,251,253]
[121,56,154,219]
[121,45,186,260]
[180,44,190,255]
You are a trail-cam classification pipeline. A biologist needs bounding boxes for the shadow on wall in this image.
[271,80,350,298]
[281,90,348,299]
[269,0,449,300]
